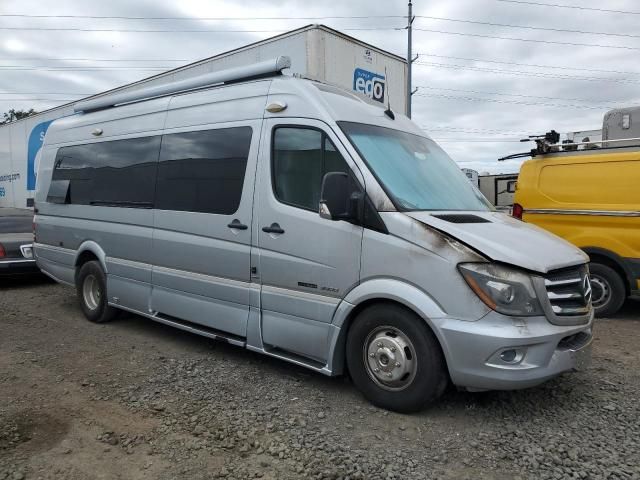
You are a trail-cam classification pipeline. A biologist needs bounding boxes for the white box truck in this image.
[0,24,407,209]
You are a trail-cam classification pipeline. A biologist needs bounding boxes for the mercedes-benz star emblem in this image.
[583,275,593,305]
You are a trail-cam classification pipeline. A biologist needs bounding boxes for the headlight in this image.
[458,263,543,316]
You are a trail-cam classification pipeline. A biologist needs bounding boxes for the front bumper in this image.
[433,310,594,391]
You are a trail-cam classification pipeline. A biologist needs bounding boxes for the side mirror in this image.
[319,172,362,221]
[506,181,517,194]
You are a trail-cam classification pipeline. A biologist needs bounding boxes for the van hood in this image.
[405,211,588,274]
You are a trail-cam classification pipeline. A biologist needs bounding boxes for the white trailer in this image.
[0,24,407,208]
[478,173,519,210]
[461,168,479,187]
[603,106,640,147]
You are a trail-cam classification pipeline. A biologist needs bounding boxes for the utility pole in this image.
[407,1,417,118]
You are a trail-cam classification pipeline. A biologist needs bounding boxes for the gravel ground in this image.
[1,277,639,480]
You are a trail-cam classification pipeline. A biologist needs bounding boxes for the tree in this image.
[2,108,38,124]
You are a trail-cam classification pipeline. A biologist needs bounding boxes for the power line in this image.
[423,126,531,135]
[0,58,189,62]
[0,13,406,20]
[431,138,524,143]
[0,67,169,71]
[496,0,640,15]
[4,60,629,81]
[418,53,640,76]
[415,15,640,38]
[1,11,632,37]
[0,98,76,101]
[2,53,637,77]
[413,91,615,110]
[0,65,172,69]
[0,92,91,95]
[0,26,401,33]
[414,61,640,84]
[415,85,624,104]
[3,24,636,50]
[412,28,640,50]
[5,23,634,51]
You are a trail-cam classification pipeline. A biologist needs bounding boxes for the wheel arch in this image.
[328,279,452,376]
[582,246,632,296]
[74,241,108,274]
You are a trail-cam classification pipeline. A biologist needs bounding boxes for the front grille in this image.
[544,266,591,316]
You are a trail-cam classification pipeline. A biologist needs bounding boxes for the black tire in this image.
[346,303,448,413]
[75,260,118,323]
[589,263,626,318]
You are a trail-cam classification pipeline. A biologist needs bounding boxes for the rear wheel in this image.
[589,262,626,318]
[75,260,118,323]
[346,303,448,413]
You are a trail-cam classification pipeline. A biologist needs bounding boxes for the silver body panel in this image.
[405,210,589,273]
[34,75,592,393]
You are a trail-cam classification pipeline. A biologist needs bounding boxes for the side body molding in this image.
[75,240,108,272]
[326,278,448,375]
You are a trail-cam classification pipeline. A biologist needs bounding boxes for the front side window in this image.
[339,122,492,211]
[155,127,252,215]
[272,127,349,211]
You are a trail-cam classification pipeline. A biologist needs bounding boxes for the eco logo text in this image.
[353,68,385,103]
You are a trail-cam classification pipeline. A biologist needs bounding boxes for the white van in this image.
[34,57,593,412]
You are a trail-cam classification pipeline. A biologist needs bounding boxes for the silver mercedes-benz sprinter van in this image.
[34,57,593,412]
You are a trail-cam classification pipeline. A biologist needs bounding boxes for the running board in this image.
[152,313,246,347]
[249,345,330,375]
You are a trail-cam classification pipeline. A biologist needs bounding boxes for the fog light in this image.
[500,349,518,363]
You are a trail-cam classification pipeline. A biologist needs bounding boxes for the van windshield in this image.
[338,122,492,211]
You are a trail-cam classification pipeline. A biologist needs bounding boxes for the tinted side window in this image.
[93,137,161,207]
[51,144,95,205]
[51,136,161,207]
[155,127,252,215]
[272,128,349,211]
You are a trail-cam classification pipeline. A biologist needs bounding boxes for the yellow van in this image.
[513,148,640,317]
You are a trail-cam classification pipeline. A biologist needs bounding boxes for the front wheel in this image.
[75,260,118,323]
[589,263,626,318]
[346,304,448,413]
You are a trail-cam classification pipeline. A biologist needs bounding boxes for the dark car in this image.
[0,208,39,276]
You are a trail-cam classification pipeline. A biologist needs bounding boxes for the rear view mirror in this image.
[319,172,362,221]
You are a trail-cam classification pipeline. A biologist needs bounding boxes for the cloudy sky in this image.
[1,0,638,173]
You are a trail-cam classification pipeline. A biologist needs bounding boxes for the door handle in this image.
[262,223,285,235]
[227,219,248,230]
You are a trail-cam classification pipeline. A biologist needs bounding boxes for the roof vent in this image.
[432,214,491,224]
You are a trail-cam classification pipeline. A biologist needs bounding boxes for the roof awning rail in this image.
[74,56,291,113]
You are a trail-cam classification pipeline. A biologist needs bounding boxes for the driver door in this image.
[253,119,364,363]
